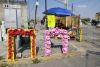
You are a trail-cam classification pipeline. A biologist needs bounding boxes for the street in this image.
[82,25,100,48]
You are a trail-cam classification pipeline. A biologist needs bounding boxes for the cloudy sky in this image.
[27,0,100,20]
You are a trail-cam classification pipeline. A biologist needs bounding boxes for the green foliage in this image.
[91,19,96,23]
[0,56,4,60]
[32,58,40,64]
[82,18,91,22]
[42,15,46,21]
[81,19,87,25]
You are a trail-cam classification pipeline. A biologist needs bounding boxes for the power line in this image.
[54,0,64,4]
[54,0,92,6]
[30,0,36,13]
[73,7,77,15]
[83,0,100,14]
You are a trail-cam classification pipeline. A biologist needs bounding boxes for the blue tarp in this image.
[43,7,75,16]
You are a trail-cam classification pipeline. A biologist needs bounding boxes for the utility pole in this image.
[45,0,48,29]
[72,3,73,13]
[63,0,68,27]
[28,0,30,20]
[64,0,68,9]
[34,0,39,29]
[71,3,74,29]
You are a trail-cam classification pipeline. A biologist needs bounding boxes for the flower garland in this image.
[44,27,68,56]
[7,29,36,62]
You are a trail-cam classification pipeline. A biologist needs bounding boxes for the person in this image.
[41,20,44,25]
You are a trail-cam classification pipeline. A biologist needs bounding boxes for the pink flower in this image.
[62,35,68,39]
[45,48,51,56]
[44,30,50,35]
[62,47,68,54]
[44,36,50,40]
[62,42,68,47]
[45,41,51,45]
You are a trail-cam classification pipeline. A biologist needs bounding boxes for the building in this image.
[0,0,28,41]
[0,0,28,28]
[95,12,100,22]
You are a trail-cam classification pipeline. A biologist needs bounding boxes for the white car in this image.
[96,23,100,28]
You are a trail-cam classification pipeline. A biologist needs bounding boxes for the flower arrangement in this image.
[44,27,68,56]
[7,29,36,62]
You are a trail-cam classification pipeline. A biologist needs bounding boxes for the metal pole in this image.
[64,0,68,27]
[45,0,48,29]
[34,0,38,29]
[64,0,68,9]
[28,0,30,20]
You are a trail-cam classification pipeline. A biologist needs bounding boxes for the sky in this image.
[27,0,100,20]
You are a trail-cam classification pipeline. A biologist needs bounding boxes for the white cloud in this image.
[77,5,87,8]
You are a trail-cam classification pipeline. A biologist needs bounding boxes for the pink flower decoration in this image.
[44,36,50,40]
[62,43,68,47]
[55,30,60,36]
[45,45,51,48]
[44,30,50,35]
[45,49,51,56]
[62,47,68,54]
[45,41,51,45]
[62,35,68,39]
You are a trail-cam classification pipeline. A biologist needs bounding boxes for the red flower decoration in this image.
[8,36,12,41]
[14,29,20,35]
[32,52,35,56]
[19,29,24,35]
[8,41,13,45]
[8,48,13,52]
[30,30,34,36]
[24,31,30,36]
[8,29,15,36]
[32,35,36,38]
[32,44,35,47]
[8,53,12,59]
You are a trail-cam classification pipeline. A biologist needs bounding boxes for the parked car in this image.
[96,22,100,28]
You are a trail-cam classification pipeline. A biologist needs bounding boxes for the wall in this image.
[95,13,100,21]
[0,1,28,28]
[0,2,4,21]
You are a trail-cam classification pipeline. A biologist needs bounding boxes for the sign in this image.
[47,15,55,27]
[3,4,21,9]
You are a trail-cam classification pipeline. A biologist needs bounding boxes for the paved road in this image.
[82,25,100,48]
[16,54,100,67]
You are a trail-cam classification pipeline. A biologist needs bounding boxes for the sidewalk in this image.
[0,41,7,57]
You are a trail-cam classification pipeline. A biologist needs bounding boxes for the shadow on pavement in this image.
[51,42,62,52]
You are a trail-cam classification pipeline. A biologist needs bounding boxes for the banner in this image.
[47,15,55,27]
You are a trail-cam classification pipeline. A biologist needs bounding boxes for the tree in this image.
[42,15,46,21]
[82,18,91,22]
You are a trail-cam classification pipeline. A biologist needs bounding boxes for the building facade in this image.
[0,0,28,28]
[0,0,28,41]
[95,12,100,22]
